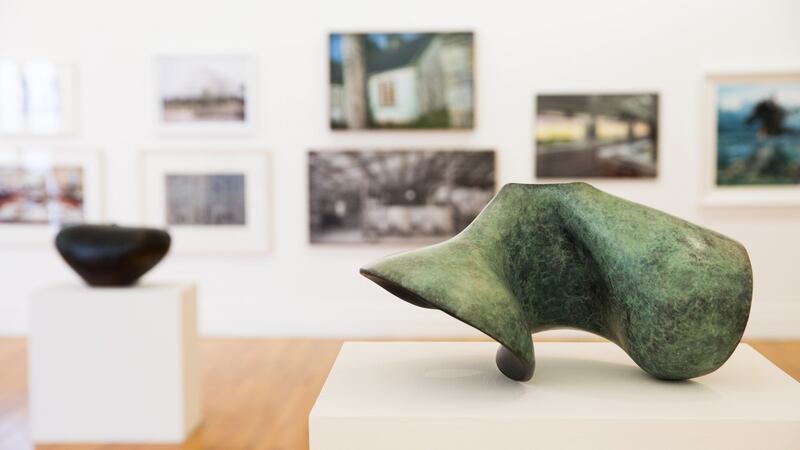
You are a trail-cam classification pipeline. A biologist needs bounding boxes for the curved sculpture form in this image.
[361,183,752,382]
[56,224,171,287]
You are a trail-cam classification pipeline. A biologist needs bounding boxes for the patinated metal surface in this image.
[361,183,753,381]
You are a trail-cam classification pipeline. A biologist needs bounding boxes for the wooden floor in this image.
[0,339,797,450]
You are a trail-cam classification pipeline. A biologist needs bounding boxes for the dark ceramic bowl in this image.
[55,224,171,287]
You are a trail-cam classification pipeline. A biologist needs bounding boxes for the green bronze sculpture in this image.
[360,183,752,382]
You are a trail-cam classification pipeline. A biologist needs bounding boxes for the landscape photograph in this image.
[165,173,246,225]
[535,94,658,178]
[716,81,800,186]
[329,32,474,130]
[157,55,248,124]
[309,150,494,244]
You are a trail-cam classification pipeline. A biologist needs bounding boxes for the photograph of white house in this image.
[329,32,474,129]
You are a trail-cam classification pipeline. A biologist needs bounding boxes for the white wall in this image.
[0,0,798,338]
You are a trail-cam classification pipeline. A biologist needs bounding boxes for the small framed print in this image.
[141,150,271,253]
[0,148,103,245]
[704,72,800,206]
[0,59,76,136]
[154,54,255,135]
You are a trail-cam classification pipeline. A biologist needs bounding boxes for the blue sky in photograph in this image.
[330,34,342,63]
[367,33,421,48]
[718,83,800,113]
[330,33,423,63]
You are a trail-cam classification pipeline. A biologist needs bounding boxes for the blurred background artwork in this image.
[142,150,270,253]
[309,150,494,244]
[535,94,658,178]
[715,79,800,186]
[0,59,73,135]
[329,32,474,130]
[165,174,247,226]
[0,162,83,224]
[156,55,250,129]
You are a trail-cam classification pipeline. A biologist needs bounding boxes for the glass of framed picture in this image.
[308,149,495,244]
[0,60,75,136]
[704,71,800,206]
[153,54,255,135]
[141,150,271,253]
[0,148,103,245]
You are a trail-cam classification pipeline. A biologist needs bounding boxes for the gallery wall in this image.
[0,0,798,338]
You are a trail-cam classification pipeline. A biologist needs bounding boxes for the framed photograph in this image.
[0,60,75,136]
[154,54,254,134]
[309,149,495,244]
[704,72,800,206]
[329,32,474,130]
[141,150,271,253]
[535,93,658,178]
[0,149,102,245]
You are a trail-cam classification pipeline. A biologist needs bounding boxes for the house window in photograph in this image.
[378,81,395,107]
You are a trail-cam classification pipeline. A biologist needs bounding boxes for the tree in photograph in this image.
[342,35,368,128]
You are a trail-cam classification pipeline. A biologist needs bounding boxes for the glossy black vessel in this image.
[55,225,171,287]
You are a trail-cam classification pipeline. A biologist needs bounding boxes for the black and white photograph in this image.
[329,32,474,129]
[535,94,658,178]
[156,54,251,130]
[309,150,494,244]
[165,174,246,225]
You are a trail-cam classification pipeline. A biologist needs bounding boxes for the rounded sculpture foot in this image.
[496,345,534,382]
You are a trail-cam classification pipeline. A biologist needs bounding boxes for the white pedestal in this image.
[310,342,800,450]
[28,283,202,443]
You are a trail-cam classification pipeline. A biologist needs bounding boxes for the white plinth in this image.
[310,342,800,450]
[28,283,202,443]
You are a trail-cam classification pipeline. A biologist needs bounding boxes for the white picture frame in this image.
[141,150,271,253]
[153,53,256,135]
[0,148,103,245]
[703,70,800,207]
[0,59,76,136]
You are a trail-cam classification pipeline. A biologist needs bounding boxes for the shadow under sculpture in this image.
[360,183,753,382]
[56,224,171,287]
